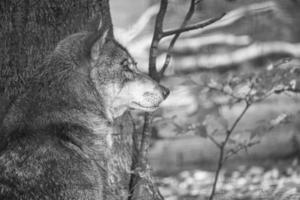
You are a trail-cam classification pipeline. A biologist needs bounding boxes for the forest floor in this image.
[155,157,300,200]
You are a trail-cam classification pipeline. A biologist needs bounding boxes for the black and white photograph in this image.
[1,0,300,199]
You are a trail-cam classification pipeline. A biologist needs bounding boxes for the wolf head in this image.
[55,17,169,121]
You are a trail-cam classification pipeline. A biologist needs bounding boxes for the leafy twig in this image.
[209,100,251,200]
[224,140,260,161]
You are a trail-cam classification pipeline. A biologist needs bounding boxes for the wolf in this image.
[0,15,169,200]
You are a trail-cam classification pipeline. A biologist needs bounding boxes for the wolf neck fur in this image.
[1,68,117,154]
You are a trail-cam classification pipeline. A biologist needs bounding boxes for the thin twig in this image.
[159,0,196,77]
[209,101,251,200]
[149,0,168,81]
[129,1,169,199]
[224,140,260,161]
[132,1,226,199]
[179,1,276,38]
[207,134,222,148]
[162,13,225,37]
[226,101,251,149]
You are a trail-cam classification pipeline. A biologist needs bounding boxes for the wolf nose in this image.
[159,85,170,99]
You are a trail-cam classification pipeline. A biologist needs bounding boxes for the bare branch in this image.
[207,134,222,148]
[159,0,197,77]
[126,1,281,75]
[180,1,277,38]
[149,0,168,80]
[162,13,225,37]
[228,102,251,136]
[138,0,170,172]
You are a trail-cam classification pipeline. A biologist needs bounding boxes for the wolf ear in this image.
[90,30,108,61]
[84,14,109,62]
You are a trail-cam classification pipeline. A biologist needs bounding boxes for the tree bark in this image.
[0,0,101,120]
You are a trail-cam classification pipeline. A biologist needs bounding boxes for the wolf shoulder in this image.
[0,126,105,200]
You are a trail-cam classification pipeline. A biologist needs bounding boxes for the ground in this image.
[156,158,300,200]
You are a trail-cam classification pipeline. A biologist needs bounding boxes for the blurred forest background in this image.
[110,0,300,199]
[1,0,300,199]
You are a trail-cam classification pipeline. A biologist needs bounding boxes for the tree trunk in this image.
[0,0,100,120]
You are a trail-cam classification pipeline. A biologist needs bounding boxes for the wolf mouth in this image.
[132,102,159,111]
